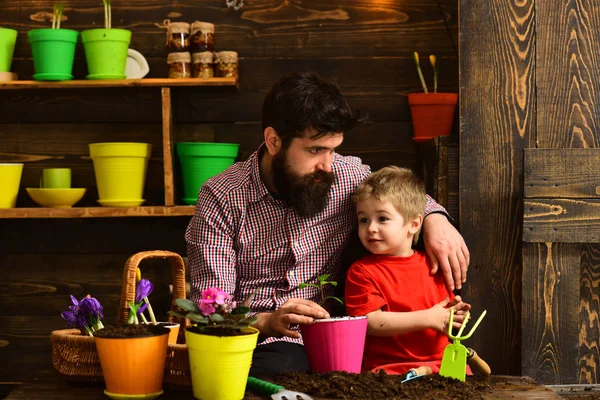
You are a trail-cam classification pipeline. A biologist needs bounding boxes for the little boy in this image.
[345,166,471,374]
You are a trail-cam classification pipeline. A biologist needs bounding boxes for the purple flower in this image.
[61,310,77,327]
[61,294,104,335]
[135,279,153,303]
[199,300,216,316]
[138,303,148,315]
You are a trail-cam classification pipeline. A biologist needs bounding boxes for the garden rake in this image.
[439,308,487,382]
[247,376,314,400]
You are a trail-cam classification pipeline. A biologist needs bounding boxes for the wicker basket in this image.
[51,250,192,387]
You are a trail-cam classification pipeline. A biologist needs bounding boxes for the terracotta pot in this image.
[95,325,169,400]
[407,93,458,142]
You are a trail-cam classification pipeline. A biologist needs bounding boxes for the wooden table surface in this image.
[5,371,564,399]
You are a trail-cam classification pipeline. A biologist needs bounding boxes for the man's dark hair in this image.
[262,72,367,147]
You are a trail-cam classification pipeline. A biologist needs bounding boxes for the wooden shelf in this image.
[0,77,238,90]
[0,206,195,219]
[2,77,235,219]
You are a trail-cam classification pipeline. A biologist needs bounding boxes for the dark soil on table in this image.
[93,324,169,338]
[244,370,493,400]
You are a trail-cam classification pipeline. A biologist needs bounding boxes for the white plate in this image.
[125,48,150,79]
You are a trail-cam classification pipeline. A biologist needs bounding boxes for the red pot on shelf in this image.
[408,93,458,142]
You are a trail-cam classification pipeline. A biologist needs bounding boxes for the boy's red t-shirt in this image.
[345,251,455,374]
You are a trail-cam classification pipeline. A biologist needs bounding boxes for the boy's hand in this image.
[429,297,471,333]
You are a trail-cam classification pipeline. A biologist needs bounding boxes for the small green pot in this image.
[81,28,131,79]
[28,29,79,81]
[176,142,240,205]
[0,27,18,72]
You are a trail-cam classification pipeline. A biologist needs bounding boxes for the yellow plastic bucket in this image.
[89,143,152,206]
[185,327,259,400]
[0,163,24,208]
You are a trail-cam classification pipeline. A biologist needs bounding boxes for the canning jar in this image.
[167,52,192,78]
[190,21,214,52]
[192,51,214,78]
[163,20,190,52]
[215,51,238,79]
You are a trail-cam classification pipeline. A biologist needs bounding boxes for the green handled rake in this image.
[439,308,487,381]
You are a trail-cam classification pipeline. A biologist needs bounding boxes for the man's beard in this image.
[272,151,334,218]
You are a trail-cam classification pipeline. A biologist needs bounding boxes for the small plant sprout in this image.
[52,3,64,29]
[429,54,439,93]
[413,52,429,93]
[103,0,112,30]
[299,274,343,306]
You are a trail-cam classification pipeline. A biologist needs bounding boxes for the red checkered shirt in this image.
[185,144,446,346]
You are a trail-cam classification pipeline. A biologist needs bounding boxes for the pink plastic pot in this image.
[300,316,368,373]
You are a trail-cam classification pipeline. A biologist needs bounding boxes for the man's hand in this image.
[422,213,470,290]
[253,298,330,339]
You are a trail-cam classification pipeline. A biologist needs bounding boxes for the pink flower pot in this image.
[300,316,368,373]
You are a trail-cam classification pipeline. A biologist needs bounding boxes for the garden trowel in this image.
[439,309,487,382]
[247,376,313,400]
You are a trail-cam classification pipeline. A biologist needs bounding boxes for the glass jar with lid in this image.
[163,20,190,52]
[189,21,215,52]
[167,52,191,79]
[192,51,214,78]
[215,51,238,79]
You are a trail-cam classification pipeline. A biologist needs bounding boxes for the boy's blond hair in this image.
[353,166,426,243]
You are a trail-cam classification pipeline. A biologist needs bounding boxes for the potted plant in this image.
[298,274,368,373]
[51,294,105,382]
[408,52,458,142]
[94,278,170,400]
[81,0,131,79]
[169,289,259,400]
[28,2,79,81]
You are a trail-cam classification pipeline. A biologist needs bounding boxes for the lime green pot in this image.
[89,142,152,207]
[176,142,240,205]
[185,327,258,400]
[0,27,17,72]
[81,28,131,80]
[28,29,79,81]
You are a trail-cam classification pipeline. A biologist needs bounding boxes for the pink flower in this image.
[214,290,230,305]
[199,300,216,316]
[201,287,219,304]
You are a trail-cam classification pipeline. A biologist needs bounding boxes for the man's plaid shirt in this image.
[185,144,446,345]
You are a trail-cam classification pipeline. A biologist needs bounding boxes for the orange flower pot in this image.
[95,328,169,400]
[408,93,458,142]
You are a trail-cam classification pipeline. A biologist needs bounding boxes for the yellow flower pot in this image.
[0,163,24,208]
[89,142,151,207]
[185,327,259,400]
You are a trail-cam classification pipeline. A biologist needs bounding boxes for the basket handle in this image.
[117,250,189,327]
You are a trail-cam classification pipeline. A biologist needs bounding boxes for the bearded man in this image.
[185,72,470,377]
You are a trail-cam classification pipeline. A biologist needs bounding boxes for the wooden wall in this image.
[461,0,600,384]
[0,0,459,391]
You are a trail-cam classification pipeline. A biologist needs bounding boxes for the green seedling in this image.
[298,273,343,306]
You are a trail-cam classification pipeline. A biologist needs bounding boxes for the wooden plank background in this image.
[459,0,535,376]
[0,0,460,390]
[462,0,600,385]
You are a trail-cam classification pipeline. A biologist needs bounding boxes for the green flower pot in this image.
[28,29,79,81]
[0,27,17,72]
[176,142,240,205]
[81,28,131,80]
